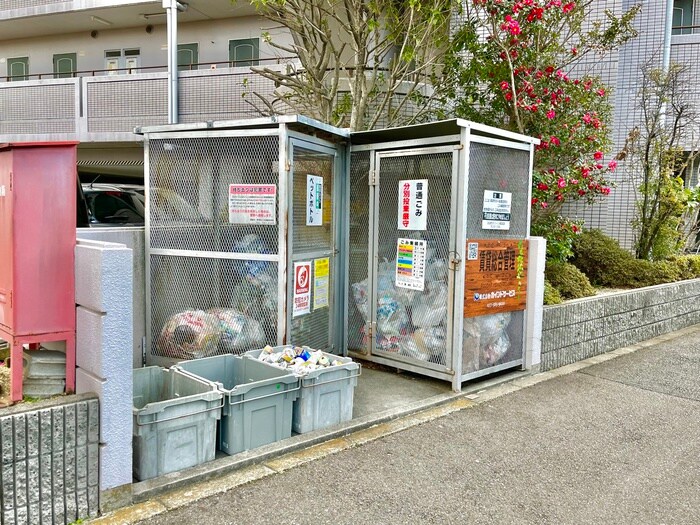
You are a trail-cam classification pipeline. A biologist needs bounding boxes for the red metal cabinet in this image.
[0,142,77,402]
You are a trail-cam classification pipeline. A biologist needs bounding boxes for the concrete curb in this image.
[89,325,700,524]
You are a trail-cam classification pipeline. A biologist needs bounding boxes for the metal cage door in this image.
[370,146,459,374]
[287,139,340,352]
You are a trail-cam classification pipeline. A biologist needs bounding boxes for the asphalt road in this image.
[135,330,700,525]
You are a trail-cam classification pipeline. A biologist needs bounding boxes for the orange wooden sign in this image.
[464,239,528,318]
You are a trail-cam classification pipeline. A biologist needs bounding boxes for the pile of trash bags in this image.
[156,307,266,360]
[351,237,513,370]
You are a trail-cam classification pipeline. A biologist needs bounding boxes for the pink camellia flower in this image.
[563,2,575,13]
[571,224,579,233]
[571,47,578,56]
[597,88,605,96]
[593,151,604,160]
[582,113,592,124]
[608,160,618,171]
[500,80,510,91]
[531,197,538,205]
[578,189,586,196]
[550,136,561,146]
[570,179,579,185]
[546,109,556,119]
[596,163,603,170]
[557,177,567,188]
[540,201,549,209]
[601,187,611,195]
[537,182,549,191]
[556,193,564,201]
[581,166,591,178]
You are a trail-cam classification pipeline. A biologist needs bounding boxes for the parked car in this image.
[80,183,145,227]
[77,182,206,227]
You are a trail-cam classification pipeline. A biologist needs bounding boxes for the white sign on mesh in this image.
[482,190,512,230]
[306,174,323,226]
[398,179,428,230]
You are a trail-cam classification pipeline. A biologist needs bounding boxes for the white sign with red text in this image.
[397,179,428,230]
[293,261,312,317]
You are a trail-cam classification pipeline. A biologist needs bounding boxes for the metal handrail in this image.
[227,383,301,406]
[135,396,224,426]
[299,364,362,389]
[1,56,297,83]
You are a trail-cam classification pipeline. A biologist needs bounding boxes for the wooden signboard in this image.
[464,239,528,318]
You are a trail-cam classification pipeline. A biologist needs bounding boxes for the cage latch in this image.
[448,251,462,270]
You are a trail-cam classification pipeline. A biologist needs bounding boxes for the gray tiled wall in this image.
[0,394,99,524]
[540,279,700,370]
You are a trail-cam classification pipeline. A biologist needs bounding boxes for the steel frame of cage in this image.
[346,121,538,392]
[141,117,349,368]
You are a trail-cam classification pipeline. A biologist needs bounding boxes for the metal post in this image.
[662,0,674,73]
[163,0,187,124]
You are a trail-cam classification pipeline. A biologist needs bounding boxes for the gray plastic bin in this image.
[132,366,223,481]
[174,355,299,455]
[246,348,360,434]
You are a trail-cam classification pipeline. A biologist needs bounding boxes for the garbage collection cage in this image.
[140,117,348,367]
[346,120,538,391]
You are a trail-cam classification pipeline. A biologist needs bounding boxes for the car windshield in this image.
[84,189,145,225]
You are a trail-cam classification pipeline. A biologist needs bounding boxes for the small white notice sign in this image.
[306,175,323,226]
[482,190,512,230]
[398,179,428,231]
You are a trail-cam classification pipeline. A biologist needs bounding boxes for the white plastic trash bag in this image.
[156,310,220,360]
[208,308,265,354]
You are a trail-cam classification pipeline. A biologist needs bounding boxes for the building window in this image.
[229,38,260,67]
[7,57,29,81]
[673,0,694,35]
[105,49,141,75]
[177,43,199,71]
[53,53,77,78]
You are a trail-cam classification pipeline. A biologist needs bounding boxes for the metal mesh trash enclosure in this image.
[461,141,532,378]
[372,150,455,370]
[147,135,282,365]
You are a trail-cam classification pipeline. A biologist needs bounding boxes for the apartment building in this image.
[560,0,700,249]
[0,0,295,181]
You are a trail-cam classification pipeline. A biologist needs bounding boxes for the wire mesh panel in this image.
[148,136,280,253]
[149,254,278,363]
[465,142,530,239]
[147,135,281,366]
[462,141,530,378]
[347,151,371,353]
[373,150,454,369]
[289,146,337,352]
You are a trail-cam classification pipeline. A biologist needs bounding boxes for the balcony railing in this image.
[0,58,299,141]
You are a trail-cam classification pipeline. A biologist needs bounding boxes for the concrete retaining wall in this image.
[0,394,99,524]
[541,278,700,371]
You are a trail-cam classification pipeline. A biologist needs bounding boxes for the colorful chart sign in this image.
[306,174,323,226]
[293,261,312,317]
[398,179,428,231]
[228,184,276,225]
[395,238,427,291]
[313,257,330,310]
[464,239,528,317]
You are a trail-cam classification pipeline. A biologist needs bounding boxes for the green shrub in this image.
[543,279,563,305]
[667,255,700,279]
[545,261,596,300]
[571,229,634,286]
[615,259,682,287]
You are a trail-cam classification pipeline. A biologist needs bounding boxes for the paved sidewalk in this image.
[93,325,700,525]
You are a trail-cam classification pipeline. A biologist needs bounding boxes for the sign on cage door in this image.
[293,261,312,317]
[397,179,428,230]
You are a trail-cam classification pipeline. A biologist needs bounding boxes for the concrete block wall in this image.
[76,227,145,369]
[541,279,700,371]
[0,394,100,524]
[74,239,133,497]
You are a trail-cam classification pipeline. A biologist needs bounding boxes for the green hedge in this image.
[545,261,596,300]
